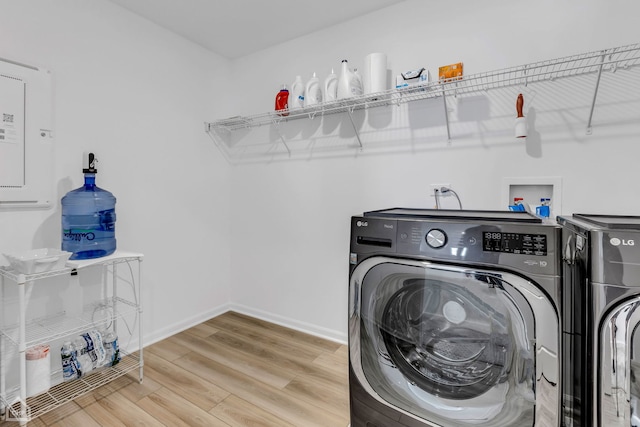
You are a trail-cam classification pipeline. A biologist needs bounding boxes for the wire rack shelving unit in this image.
[0,251,143,425]
[205,43,640,162]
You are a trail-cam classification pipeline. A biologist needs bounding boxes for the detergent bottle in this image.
[324,68,338,102]
[337,60,363,99]
[290,75,305,110]
[275,84,289,116]
[304,72,322,107]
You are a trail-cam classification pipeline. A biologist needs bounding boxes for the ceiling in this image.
[107,0,405,59]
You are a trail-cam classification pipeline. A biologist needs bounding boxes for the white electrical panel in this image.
[0,57,53,209]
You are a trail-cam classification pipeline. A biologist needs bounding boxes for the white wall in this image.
[228,0,640,342]
[2,0,639,347]
[0,1,233,345]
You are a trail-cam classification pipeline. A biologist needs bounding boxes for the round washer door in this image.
[349,257,559,427]
[598,296,640,427]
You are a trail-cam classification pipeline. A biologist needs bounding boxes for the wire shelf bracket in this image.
[270,118,291,157]
[347,107,363,149]
[441,84,452,144]
[586,52,606,135]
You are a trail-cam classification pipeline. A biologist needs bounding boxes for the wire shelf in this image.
[205,42,640,161]
[0,266,72,284]
[0,297,138,350]
[0,251,144,284]
[208,43,639,132]
[0,353,140,422]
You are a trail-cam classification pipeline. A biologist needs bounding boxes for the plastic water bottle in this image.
[62,153,116,260]
[73,336,92,377]
[61,341,78,381]
[103,331,120,367]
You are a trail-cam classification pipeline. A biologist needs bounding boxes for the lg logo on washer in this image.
[610,237,635,246]
[356,221,368,227]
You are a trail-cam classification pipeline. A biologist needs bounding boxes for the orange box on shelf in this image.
[438,62,463,81]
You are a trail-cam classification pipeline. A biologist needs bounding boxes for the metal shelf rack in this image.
[0,297,138,348]
[1,353,140,422]
[0,251,143,425]
[205,42,640,162]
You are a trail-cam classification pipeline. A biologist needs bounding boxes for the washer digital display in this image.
[483,232,547,256]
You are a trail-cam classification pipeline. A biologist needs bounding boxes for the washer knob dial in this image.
[426,229,447,248]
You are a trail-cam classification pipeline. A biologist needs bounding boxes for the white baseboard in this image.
[140,303,232,348]
[136,303,347,350]
[228,303,348,345]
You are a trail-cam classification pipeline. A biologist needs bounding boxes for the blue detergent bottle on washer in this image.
[61,153,117,260]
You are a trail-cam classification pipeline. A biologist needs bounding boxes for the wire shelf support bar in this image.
[586,52,606,135]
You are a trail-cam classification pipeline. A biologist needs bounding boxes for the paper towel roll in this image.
[26,344,51,397]
[363,53,387,95]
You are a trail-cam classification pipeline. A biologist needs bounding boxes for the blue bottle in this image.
[61,153,116,260]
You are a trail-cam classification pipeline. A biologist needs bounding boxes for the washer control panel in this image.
[482,231,547,256]
[426,229,447,248]
[352,214,560,275]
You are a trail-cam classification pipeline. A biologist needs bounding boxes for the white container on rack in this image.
[290,75,305,110]
[324,68,338,101]
[354,68,363,94]
[363,52,387,94]
[337,60,363,99]
[304,72,322,107]
[3,248,71,274]
[26,344,50,397]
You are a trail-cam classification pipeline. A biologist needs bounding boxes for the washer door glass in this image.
[381,277,514,400]
[350,258,548,426]
[599,296,640,426]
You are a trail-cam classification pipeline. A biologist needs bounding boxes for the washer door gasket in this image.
[380,279,513,400]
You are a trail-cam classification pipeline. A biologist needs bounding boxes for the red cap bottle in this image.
[275,84,289,117]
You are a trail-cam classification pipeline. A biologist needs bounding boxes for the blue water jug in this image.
[61,153,116,260]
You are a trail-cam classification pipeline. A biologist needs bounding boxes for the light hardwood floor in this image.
[1,312,350,426]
